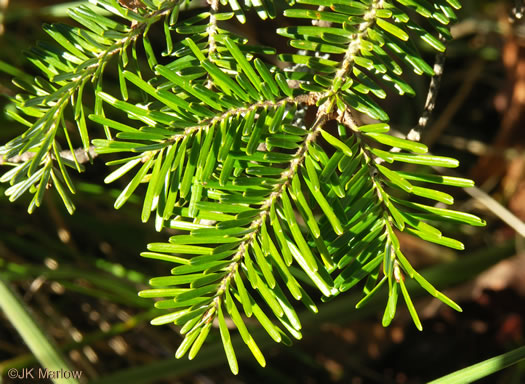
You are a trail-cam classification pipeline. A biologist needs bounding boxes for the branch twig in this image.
[0,146,97,165]
[408,35,447,142]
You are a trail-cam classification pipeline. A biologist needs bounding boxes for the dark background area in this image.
[0,0,524,383]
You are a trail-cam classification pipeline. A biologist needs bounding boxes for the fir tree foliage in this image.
[0,0,485,373]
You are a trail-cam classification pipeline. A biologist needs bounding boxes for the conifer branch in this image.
[330,0,385,92]
[166,93,319,144]
[1,0,486,372]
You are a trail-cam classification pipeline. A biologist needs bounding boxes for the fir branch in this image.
[1,0,487,373]
[0,0,184,210]
[166,94,318,144]
[206,0,220,64]
[330,0,385,92]
[210,104,331,308]
[157,92,328,341]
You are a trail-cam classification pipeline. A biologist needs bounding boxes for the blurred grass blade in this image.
[429,345,525,384]
[0,275,80,384]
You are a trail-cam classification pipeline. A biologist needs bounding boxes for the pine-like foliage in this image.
[0,0,485,373]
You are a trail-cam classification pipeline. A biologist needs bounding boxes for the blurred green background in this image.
[0,1,524,383]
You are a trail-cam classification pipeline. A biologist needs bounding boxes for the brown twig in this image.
[407,35,447,142]
[0,146,98,165]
